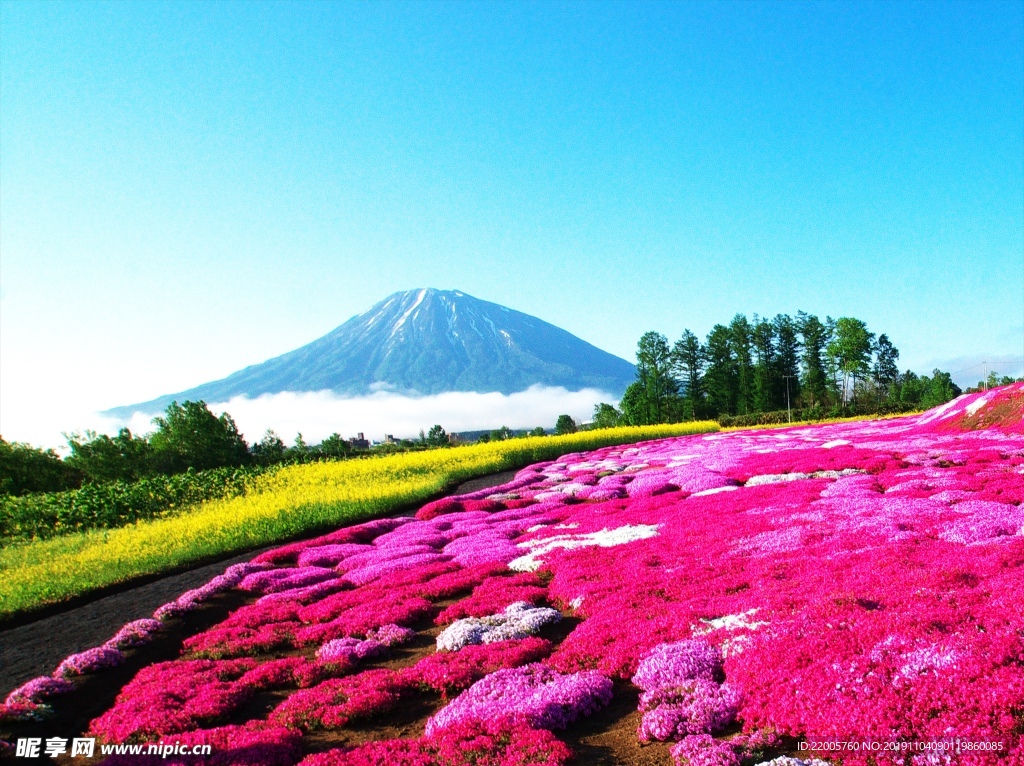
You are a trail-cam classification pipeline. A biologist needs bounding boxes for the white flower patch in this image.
[720,634,753,657]
[692,608,768,637]
[666,456,697,468]
[566,459,624,472]
[690,485,741,497]
[965,392,994,417]
[534,482,589,500]
[746,472,812,486]
[508,524,661,572]
[436,602,562,651]
[813,468,864,480]
[898,645,960,677]
[821,439,851,449]
[746,469,864,487]
[914,394,967,425]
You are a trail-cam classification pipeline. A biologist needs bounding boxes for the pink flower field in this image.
[4,385,1024,766]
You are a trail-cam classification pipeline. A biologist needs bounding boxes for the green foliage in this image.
[0,438,82,496]
[872,334,900,390]
[318,433,351,458]
[529,426,548,437]
[489,426,514,441]
[673,330,706,420]
[729,315,755,415]
[0,465,271,542]
[65,428,152,484]
[774,314,801,409]
[826,317,875,405]
[704,325,738,416]
[796,311,831,406]
[751,316,776,413]
[622,313,959,424]
[554,415,577,435]
[591,403,622,429]
[919,369,962,408]
[426,425,450,447]
[623,332,683,425]
[251,429,287,465]
[150,401,250,474]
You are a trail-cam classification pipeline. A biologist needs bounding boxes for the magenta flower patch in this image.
[21,386,1024,765]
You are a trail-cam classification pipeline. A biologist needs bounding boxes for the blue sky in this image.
[2,1,1022,445]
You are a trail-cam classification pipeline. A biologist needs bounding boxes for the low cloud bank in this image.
[110,386,617,445]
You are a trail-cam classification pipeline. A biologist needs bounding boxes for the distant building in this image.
[349,432,370,449]
[384,434,398,444]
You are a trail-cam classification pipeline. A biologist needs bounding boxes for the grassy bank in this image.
[0,422,717,621]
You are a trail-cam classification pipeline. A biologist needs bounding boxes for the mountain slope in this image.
[109,289,636,417]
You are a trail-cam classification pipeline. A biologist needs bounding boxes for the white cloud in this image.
[5,386,619,449]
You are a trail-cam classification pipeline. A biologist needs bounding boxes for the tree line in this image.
[593,313,971,426]
[0,402,582,498]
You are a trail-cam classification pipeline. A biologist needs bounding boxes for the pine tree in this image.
[872,334,900,402]
[703,325,737,417]
[673,330,706,420]
[751,316,777,412]
[728,315,754,415]
[774,314,802,411]
[630,331,682,423]
[797,312,831,407]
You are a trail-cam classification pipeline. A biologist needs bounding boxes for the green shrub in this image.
[0,465,274,543]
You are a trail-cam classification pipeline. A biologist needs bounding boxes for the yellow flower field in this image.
[0,422,718,621]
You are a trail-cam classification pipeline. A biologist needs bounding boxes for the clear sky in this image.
[2,0,1023,446]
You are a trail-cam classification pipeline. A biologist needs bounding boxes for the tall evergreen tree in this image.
[751,316,777,412]
[673,330,706,420]
[703,324,738,417]
[823,316,845,405]
[872,334,900,401]
[728,315,754,415]
[796,312,831,407]
[773,314,802,411]
[624,332,682,424]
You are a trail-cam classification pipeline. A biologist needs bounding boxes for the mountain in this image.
[108,289,636,417]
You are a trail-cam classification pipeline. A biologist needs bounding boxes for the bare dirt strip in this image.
[0,471,517,696]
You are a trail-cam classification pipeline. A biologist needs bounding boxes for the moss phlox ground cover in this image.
[0,422,718,620]
[3,385,1024,765]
